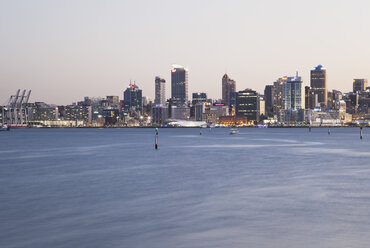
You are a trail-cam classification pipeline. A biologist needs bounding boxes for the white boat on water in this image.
[0,124,10,131]
[230,128,239,135]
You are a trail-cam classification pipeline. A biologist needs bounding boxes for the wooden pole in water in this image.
[200,127,202,135]
[360,126,363,140]
[328,126,331,135]
[155,128,159,149]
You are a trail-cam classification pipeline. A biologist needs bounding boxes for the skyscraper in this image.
[222,74,236,107]
[353,79,368,93]
[264,85,274,117]
[310,65,327,108]
[282,75,304,110]
[171,65,188,106]
[235,89,260,122]
[123,83,142,116]
[154,76,166,105]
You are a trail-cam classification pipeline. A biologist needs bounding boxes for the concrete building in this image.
[154,77,166,105]
[152,105,168,125]
[123,83,143,117]
[310,65,327,108]
[170,105,190,120]
[273,77,286,115]
[106,96,120,107]
[192,92,207,105]
[235,89,260,122]
[171,65,188,106]
[222,74,236,107]
[282,74,305,110]
[353,79,368,93]
[264,85,274,117]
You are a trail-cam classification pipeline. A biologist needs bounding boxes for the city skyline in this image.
[1,0,370,104]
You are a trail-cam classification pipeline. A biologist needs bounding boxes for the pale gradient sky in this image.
[1,0,370,105]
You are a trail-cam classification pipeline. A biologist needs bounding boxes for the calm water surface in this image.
[1,128,370,248]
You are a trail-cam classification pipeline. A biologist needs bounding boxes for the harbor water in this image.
[1,128,370,248]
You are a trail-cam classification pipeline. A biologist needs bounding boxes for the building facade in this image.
[283,75,305,110]
[353,79,368,93]
[235,89,260,122]
[222,74,236,107]
[171,65,188,106]
[310,65,327,108]
[123,83,143,116]
[264,85,274,117]
[155,76,166,105]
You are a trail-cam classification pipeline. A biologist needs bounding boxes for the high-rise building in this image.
[152,105,168,125]
[154,77,166,105]
[171,65,188,106]
[222,74,236,107]
[235,89,260,122]
[282,75,304,110]
[353,79,368,93]
[106,96,120,106]
[123,83,143,116]
[273,77,286,115]
[264,85,274,117]
[310,65,327,108]
[192,92,207,105]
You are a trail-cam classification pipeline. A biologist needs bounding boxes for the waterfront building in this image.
[63,105,92,124]
[218,116,249,126]
[235,89,260,122]
[154,77,166,105]
[278,109,305,124]
[310,65,327,108]
[31,106,58,121]
[264,85,274,117]
[171,65,188,106]
[152,105,168,125]
[222,74,236,107]
[123,83,143,117]
[194,102,206,121]
[353,79,368,93]
[170,105,190,120]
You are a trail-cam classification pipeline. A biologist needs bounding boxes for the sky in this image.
[1,0,370,105]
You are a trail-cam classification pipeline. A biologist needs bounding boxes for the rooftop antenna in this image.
[296,71,299,77]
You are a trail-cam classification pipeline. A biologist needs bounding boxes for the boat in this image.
[230,128,239,135]
[0,124,10,131]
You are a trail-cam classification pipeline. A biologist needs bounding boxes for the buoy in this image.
[155,128,159,149]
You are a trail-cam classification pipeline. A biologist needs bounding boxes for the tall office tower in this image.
[235,89,260,122]
[305,86,315,109]
[222,74,236,107]
[192,92,207,105]
[273,77,286,114]
[154,77,166,105]
[310,65,327,108]
[353,79,368,93]
[123,83,143,116]
[171,65,188,106]
[264,85,274,117]
[282,74,305,110]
